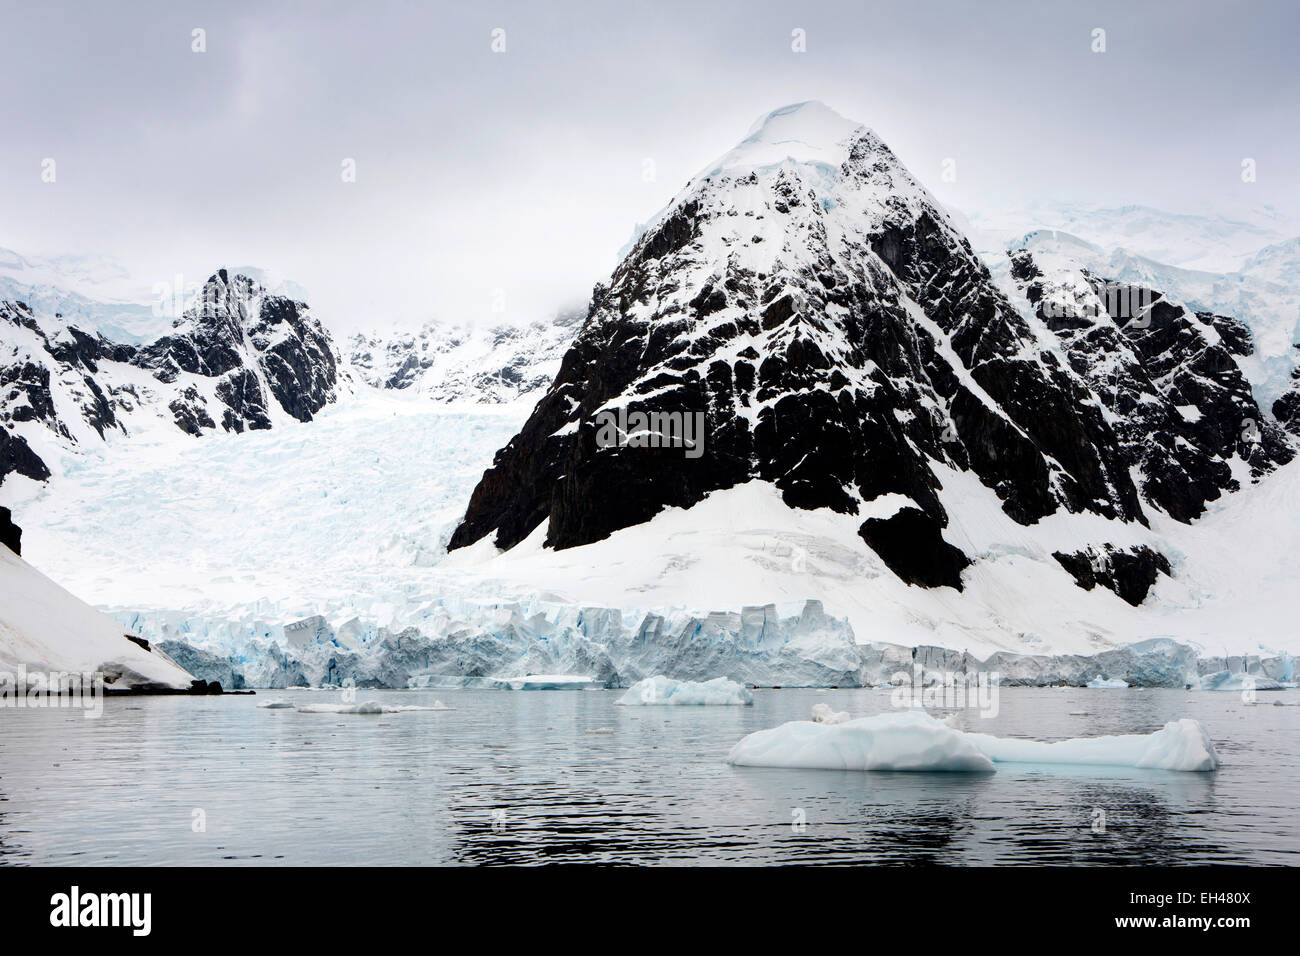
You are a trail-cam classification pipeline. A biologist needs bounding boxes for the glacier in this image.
[10,388,1298,690]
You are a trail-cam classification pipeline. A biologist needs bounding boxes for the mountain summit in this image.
[449,104,1289,600]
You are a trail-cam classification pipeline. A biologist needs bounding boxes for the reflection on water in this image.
[0,687,1295,865]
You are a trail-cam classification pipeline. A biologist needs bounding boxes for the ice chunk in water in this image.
[810,702,850,724]
[617,675,752,706]
[1085,677,1129,688]
[728,712,1219,773]
[295,700,452,714]
[728,711,996,772]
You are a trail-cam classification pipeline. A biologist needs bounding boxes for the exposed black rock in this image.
[0,425,50,485]
[0,505,21,555]
[1052,545,1172,606]
[1273,345,1300,436]
[124,633,151,652]
[858,507,969,590]
[1006,247,1292,522]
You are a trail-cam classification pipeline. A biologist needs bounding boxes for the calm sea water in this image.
[1,687,1296,865]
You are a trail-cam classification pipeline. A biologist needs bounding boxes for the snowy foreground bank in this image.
[727,711,1220,773]
[0,544,194,692]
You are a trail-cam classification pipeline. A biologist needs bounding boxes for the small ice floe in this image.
[727,711,1219,773]
[616,675,753,706]
[256,699,295,709]
[295,700,453,714]
[495,674,603,691]
[1085,677,1130,689]
[810,702,850,724]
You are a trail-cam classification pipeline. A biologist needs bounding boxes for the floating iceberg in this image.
[496,674,603,691]
[1086,676,1129,688]
[810,702,851,724]
[616,675,752,706]
[729,711,994,771]
[256,699,295,708]
[964,718,1219,771]
[727,711,1219,773]
[295,700,452,714]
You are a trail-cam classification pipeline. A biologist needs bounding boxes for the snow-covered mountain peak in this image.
[704,101,867,176]
[449,99,1298,634]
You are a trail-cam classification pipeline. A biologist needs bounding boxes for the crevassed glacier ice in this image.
[616,675,752,706]
[727,712,1219,773]
[127,598,862,690]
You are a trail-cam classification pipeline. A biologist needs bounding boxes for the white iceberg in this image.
[964,718,1219,771]
[1086,676,1129,688]
[495,674,604,690]
[256,698,295,708]
[729,710,994,771]
[295,700,452,714]
[810,702,851,724]
[616,675,753,706]
[727,711,1219,773]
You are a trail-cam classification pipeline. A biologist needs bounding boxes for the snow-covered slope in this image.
[348,311,578,404]
[0,527,194,691]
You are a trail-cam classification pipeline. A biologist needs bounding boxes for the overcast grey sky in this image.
[2,0,1297,331]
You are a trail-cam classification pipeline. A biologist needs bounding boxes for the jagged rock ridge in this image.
[347,310,579,404]
[0,269,347,483]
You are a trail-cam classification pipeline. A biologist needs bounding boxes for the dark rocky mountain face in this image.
[1006,243,1292,523]
[1273,347,1300,435]
[0,504,21,555]
[132,269,341,432]
[0,270,345,484]
[449,103,1294,601]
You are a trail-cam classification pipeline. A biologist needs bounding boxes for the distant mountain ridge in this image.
[347,310,579,404]
[0,268,348,485]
